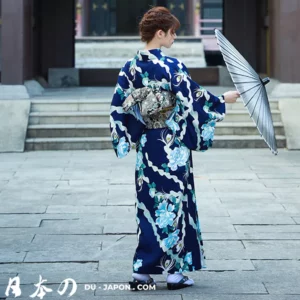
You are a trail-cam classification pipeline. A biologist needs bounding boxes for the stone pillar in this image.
[223,0,259,70]
[0,0,2,75]
[269,0,300,82]
[81,0,90,36]
[1,0,33,85]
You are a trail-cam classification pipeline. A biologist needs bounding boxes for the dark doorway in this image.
[88,0,155,36]
[156,0,167,6]
[116,0,154,35]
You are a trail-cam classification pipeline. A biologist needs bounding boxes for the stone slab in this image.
[12,169,64,180]
[257,173,300,179]
[55,181,108,193]
[264,280,300,295]
[0,204,47,214]
[183,296,300,300]
[24,80,44,97]
[0,283,93,299]
[204,259,255,271]
[279,98,300,149]
[252,260,300,271]
[39,219,104,234]
[46,205,111,214]
[0,215,42,227]
[48,68,79,88]
[218,192,276,201]
[271,83,300,98]
[0,100,30,152]
[228,216,295,225]
[205,248,300,260]
[234,225,300,233]
[51,193,108,206]
[61,170,110,180]
[0,234,34,250]
[1,149,300,298]
[24,247,102,263]
[0,85,30,99]
[0,190,52,202]
[0,262,97,274]
[0,251,26,263]
[292,217,300,224]
[261,179,300,188]
[243,240,300,250]
[282,204,300,214]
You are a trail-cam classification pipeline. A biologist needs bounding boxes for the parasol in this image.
[214,29,278,155]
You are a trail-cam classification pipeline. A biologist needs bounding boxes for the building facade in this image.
[0,0,300,85]
[76,0,197,36]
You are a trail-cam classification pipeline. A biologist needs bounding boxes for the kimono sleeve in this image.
[167,60,226,151]
[110,62,145,158]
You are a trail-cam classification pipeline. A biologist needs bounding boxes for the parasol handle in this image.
[261,77,270,86]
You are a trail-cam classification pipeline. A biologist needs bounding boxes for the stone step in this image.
[215,122,284,136]
[25,137,112,151]
[213,135,286,149]
[25,135,286,151]
[75,40,206,68]
[76,57,206,69]
[223,110,282,122]
[30,99,279,112]
[27,124,111,138]
[31,99,111,112]
[29,112,109,125]
[28,110,282,125]
[225,101,278,110]
[75,41,205,58]
[27,122,285,138]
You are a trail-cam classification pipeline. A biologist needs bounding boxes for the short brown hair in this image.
[139,6,180,43]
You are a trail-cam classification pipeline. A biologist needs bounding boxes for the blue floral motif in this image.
[163,229,180,250]
[133,259,143,271]
[184,252,193,265]
[201,121,216,142]
[155,201,176,228]
[167,145,190,171]
[117,137,129,158]
[166,118,180,133]
[140,134,147,147]
[136,151,143,170]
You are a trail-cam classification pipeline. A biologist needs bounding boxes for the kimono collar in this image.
[136,48,165,61]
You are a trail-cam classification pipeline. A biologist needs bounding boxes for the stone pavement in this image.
[0,148,300,299]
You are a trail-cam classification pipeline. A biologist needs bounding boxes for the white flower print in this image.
[167,145,190,171]
[201,121,216,142]
[184,252,193,265]
[133,259,143,271]
[136,151,143,170]
[155,201,176,229]
[117,137,129,158]
[162,229,180,250]
[140,134,147,147]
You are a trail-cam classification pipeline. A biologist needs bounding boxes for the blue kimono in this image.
[110,48,225,275]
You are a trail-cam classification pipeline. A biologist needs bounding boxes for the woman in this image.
[110,6,239,291]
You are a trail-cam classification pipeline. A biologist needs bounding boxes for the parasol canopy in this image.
[214,29,278,155]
